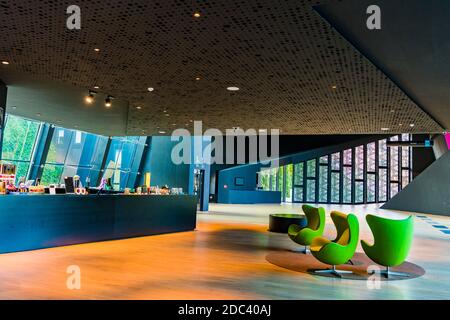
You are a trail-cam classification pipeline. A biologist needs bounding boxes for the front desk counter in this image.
[0,194,197,254]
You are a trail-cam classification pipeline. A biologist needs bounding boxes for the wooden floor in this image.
[0,203,449,299]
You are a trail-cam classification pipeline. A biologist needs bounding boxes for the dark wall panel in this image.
[382,151,450,216]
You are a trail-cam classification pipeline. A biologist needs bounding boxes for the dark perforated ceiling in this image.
[0,0,444,136]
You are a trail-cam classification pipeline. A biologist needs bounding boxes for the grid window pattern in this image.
[257,135,412,204]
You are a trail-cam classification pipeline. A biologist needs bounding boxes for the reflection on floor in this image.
[0,203,449,299]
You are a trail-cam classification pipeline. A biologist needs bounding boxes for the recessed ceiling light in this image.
[399,123,403,126]
[93,86,100,89]
[159,130,166,134]
[195,77,201,81]
[172,123,176,126]
[331,85,337,89]
[147,87,154,92]
[94,48,100,52]
[227,86,240,91]
[381,128,390,131]
[1,61,10,65]
[136,106,142,110]
[193,12,201,18]
[410,124,415,127]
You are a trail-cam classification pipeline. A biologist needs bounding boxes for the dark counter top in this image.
[0,193,197,254]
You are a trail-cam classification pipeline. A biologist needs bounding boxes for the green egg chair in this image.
[288,205,326,254]
[310,211,359,277]
[361,214,414,278]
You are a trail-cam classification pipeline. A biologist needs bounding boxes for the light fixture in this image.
[410,123,415,127]
[331,85,337,90]
[227,86,240,91]
[1,61,9,65]
[195,77,201,81]
[94,48,100,52]
[93,85,100,89]
[165,114,170,117]
[105,95,114,108]
[147,87,154,92]
[136,106,142,110]
[85,90,97,104]
[381,128,390,131]
[159,130,166,134]
[11,106,17,110]
[193,12,201,18]
[36,113,41,117]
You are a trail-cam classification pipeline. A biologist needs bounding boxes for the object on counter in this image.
[0,181,6,194]
[29,185,45,193]
[136,187,142,195]
[144,172,151,188]
[49,184,57,195]
[75,187,88,195]
[124,188,131,195]
[73,175,81,189]
[64,176,75,194]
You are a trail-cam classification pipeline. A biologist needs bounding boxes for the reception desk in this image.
[0,194,197,254]
[219,189,281,204]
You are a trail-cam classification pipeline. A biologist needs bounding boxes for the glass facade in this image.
[1,114,149,191]
[258,135,412,204]
[1,115,41,183]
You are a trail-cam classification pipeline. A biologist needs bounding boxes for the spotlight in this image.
[105,95,114,108]
[85,90,97,104]
[1,61,10,65]
[193,12,201,18]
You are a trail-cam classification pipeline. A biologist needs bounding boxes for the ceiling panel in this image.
[0,0,443,136]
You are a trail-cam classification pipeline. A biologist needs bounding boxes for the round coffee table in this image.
[269,214,307,233]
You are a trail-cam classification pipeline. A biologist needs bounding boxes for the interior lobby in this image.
[0,0,449,301]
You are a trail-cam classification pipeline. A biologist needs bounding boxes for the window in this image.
[284,164,293,202]
[281,136,412,204]
[41,127,109,185]
[102,136,146,190]
[1,115,41,183]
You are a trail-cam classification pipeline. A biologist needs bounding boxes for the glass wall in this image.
[102,136,146,190]
[41,127,109,185]
[1,115,41,183]
[1,114,149,191]
[257,135,412,204]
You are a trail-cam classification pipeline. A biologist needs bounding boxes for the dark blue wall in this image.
[139,136,190,192]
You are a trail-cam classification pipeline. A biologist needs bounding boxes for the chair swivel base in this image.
[313,266,353,278]
[370,266,410,279]
[313,265,352,278]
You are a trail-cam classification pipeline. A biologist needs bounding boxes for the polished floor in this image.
[0,203,449,299]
